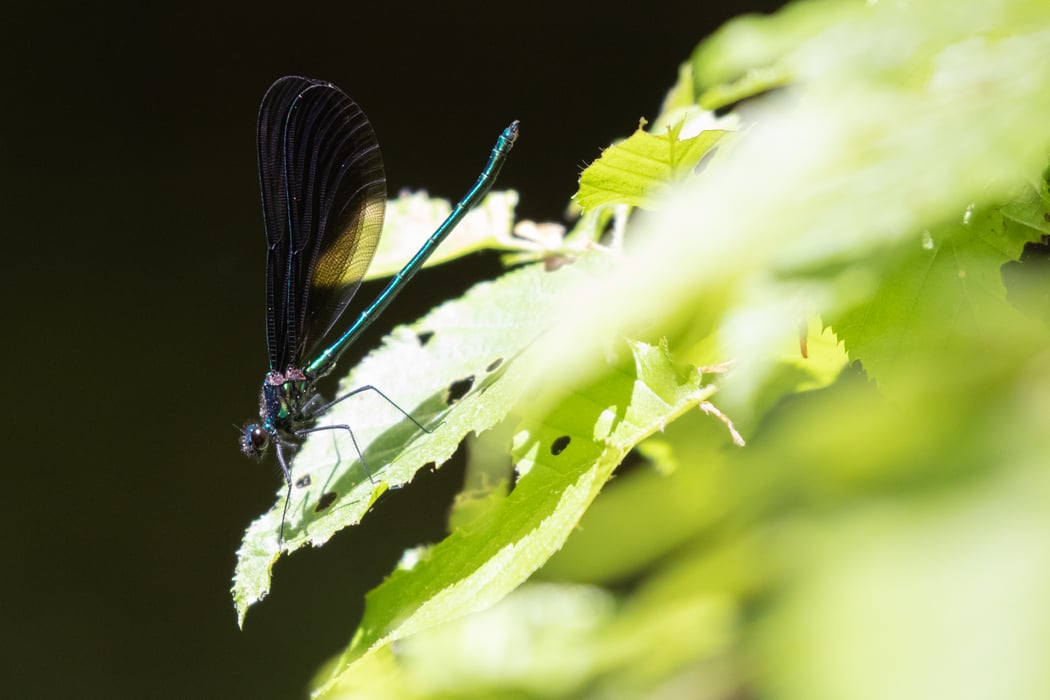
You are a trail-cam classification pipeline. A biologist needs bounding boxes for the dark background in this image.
[3,2,786,697]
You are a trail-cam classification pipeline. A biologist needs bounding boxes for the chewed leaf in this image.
[832,205,1045,392]
[574,123,728,212]
[313,339,720,696]
[232,255,605,625]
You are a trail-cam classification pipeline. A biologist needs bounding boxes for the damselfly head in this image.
[240,424,270,459]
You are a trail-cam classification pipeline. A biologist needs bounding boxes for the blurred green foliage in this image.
[233,0,1050,697]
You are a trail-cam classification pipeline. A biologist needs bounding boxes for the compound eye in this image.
[250,426,269,450]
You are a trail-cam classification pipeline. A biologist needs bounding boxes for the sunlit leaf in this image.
[314,340,723,695]
[574,123,728,211]
[233,257,604,624]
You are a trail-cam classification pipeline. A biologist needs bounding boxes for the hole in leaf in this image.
[417,330,434,346]
[485,357,504,372]
[447,376,474,404]
[295,475,311,488]
[314,491,337,512]
[550,435,571,455]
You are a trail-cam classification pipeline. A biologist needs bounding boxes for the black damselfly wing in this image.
[257,76,387,371]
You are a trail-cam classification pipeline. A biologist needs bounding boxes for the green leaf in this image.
[313,338,720,696]
[541,317,847,585]
[232,257,600,625]
[574,123,728,212]
[831,203,1045,394]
